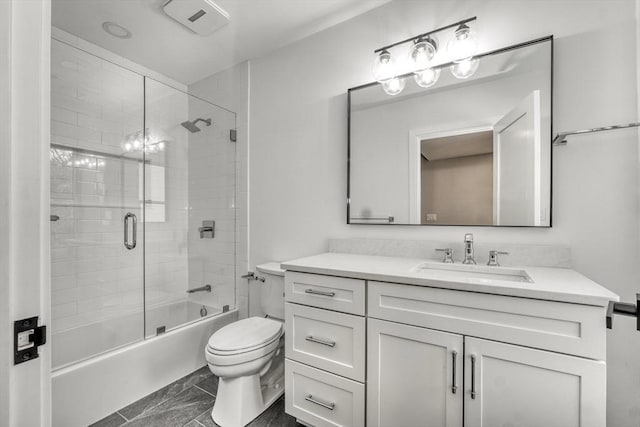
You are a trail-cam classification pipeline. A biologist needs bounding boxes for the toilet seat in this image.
[205,317,283,366]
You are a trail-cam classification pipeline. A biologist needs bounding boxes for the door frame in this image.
[0,1,52,426]
[492,90,542,226]
[408,124,494,224]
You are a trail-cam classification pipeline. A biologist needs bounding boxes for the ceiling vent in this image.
[163,0,229,36]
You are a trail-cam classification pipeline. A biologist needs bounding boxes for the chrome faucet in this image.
[462,233,476,265]
[487,250,509,267]
[186,284,212,294]
[436,248,454,263]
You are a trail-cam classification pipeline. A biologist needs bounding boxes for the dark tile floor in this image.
[89,366,301,427]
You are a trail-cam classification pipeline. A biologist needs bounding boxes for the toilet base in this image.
[210,339,284,427]
[211,374,284,427]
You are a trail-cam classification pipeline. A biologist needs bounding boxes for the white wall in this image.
[0,0,52,425]
[189,62,251,318]
[0,2,11,423]
[248,1,640,424]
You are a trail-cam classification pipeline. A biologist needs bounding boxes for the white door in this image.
[464,337,606,427]
[493,90,541,225]
[0,1,52,426]
[367,318,463,427]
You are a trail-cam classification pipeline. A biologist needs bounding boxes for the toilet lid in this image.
[207,317,282,352]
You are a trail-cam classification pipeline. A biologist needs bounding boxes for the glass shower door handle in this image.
[124,212,137,250]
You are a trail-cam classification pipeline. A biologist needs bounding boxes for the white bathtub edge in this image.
[52,310,238,427]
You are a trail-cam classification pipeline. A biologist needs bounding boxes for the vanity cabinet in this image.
[367,319,463,427]
[464,337,605,427]
[282,259,612,427]
[367,318,605,427]
[284,272,367,427]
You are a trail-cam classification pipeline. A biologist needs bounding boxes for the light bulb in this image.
[451,58,479,79]
[410,37,437,71]
[447,24,477,62]
[414,67,441,88]
[372,50,395,82]
[382,76,406,96]
[124,142,132,152]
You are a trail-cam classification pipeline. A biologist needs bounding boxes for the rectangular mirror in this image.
[348,37,552,226]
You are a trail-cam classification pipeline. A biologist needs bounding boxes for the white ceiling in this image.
[52,0,390,84]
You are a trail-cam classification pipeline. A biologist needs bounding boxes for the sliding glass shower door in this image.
[51,39,238,369]
[51,39,145,368]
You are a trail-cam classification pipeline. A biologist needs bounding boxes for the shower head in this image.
[181,118,212,133]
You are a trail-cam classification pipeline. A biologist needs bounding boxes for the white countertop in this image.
[281,252,619,307]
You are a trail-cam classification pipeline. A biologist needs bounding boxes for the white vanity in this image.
[281,252,618,427]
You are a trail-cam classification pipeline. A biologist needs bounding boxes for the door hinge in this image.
[229,129,237,142]
[14,316,46,365]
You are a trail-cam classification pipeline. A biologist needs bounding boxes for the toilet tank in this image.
[255,262,285,319]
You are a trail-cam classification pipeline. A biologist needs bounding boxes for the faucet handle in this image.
[464,233,474,242]
[487,250,509,267]
[436,248,454,263]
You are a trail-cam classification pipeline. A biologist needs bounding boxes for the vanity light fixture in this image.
[414,67,441,88]
[447,23,477,62]
[371,16,478,95]
[372,49,395,83]
[411,37,441,88]
[382,76,406,95]
[451,58,479,79]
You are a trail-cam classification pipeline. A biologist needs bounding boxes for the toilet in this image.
[205,262,285,427]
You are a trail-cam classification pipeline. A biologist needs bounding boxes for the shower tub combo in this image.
[50,33,238,427]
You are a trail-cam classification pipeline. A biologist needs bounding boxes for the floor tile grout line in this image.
[189,408,213,427]
[116,411,130,422]
[193,384,217,398]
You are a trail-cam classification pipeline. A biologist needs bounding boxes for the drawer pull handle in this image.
[305,288,336,297]
[451,350,458,394]
[470,354,477,399]
[305,394,335,410]
[305,336,336,347]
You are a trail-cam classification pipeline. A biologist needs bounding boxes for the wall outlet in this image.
[426,213,437,221]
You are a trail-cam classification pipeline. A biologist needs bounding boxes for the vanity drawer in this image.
[285,272,365,315]
[368,281,606,360]
[285,303,365,381]
[285,359,365,427]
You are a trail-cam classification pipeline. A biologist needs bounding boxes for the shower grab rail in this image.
[186,284,212,294]
[123,212,137,250]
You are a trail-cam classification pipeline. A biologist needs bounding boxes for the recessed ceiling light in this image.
[102,21,132,39]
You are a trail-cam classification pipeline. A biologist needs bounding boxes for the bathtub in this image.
[52,306,238,427]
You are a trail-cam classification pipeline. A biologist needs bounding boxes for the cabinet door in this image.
[367,318,463,427]
[464,337,606,427]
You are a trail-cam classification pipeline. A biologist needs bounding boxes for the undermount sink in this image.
[410,262,533,284]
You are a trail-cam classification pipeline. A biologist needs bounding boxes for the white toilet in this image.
[205,262,285,427]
